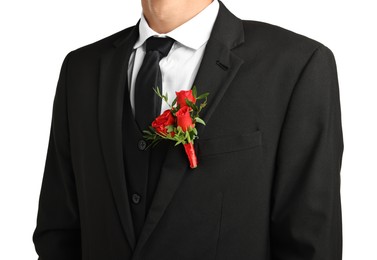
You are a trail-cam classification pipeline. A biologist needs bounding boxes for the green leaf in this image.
[192,85,197,98]
[166,125,174,132]
[194,117,206,125]
[172,97,177,107]
[197,101,207,114]
[196,92,209,100]
[200,100,207,107]
[185,99,198,110]
[153,87,159,97]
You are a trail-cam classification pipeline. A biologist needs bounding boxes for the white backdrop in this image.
[0,0,376,259]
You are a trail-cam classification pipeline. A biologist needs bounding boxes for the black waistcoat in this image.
[121,83,170,241]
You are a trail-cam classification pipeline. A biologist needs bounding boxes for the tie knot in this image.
[145,36,175,59]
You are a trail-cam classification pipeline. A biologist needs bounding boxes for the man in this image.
[32,0,344,259]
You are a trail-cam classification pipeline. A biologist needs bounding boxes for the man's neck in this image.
[141,0,213,34]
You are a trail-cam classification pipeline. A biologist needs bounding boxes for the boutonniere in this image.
[142,86,209,169]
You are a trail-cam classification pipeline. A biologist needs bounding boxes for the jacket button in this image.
[132,193,141,204]
[138,139,147,150]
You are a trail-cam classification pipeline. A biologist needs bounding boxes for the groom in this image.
[33,0,344,259]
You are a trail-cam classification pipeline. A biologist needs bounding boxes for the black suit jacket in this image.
[33,1,344,259]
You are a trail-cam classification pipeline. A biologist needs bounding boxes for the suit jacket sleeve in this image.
[270,45,344,259]
[32,52,81,260]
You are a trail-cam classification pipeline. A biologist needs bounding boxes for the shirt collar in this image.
[134,0,219,50]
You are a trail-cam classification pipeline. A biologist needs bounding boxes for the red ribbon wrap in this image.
[183,142,198,169]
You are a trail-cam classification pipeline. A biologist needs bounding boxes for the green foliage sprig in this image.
[142,85,209,150]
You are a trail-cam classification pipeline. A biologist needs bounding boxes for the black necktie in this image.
[134,36,175,131]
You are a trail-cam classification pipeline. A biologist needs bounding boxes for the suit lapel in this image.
[132,1,245,256]
[98,22,140,250]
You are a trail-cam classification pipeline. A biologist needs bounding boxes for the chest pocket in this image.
[196,130,262,157]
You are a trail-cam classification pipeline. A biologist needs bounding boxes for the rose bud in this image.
[151,109,175,135]
[176,106,195,132]
[175,89,196,108]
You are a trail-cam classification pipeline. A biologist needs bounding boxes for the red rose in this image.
[151,109,175,136]
[176,106,195,132]
[175,89,196,108]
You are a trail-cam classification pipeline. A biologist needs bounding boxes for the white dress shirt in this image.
[127,0,220,117]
